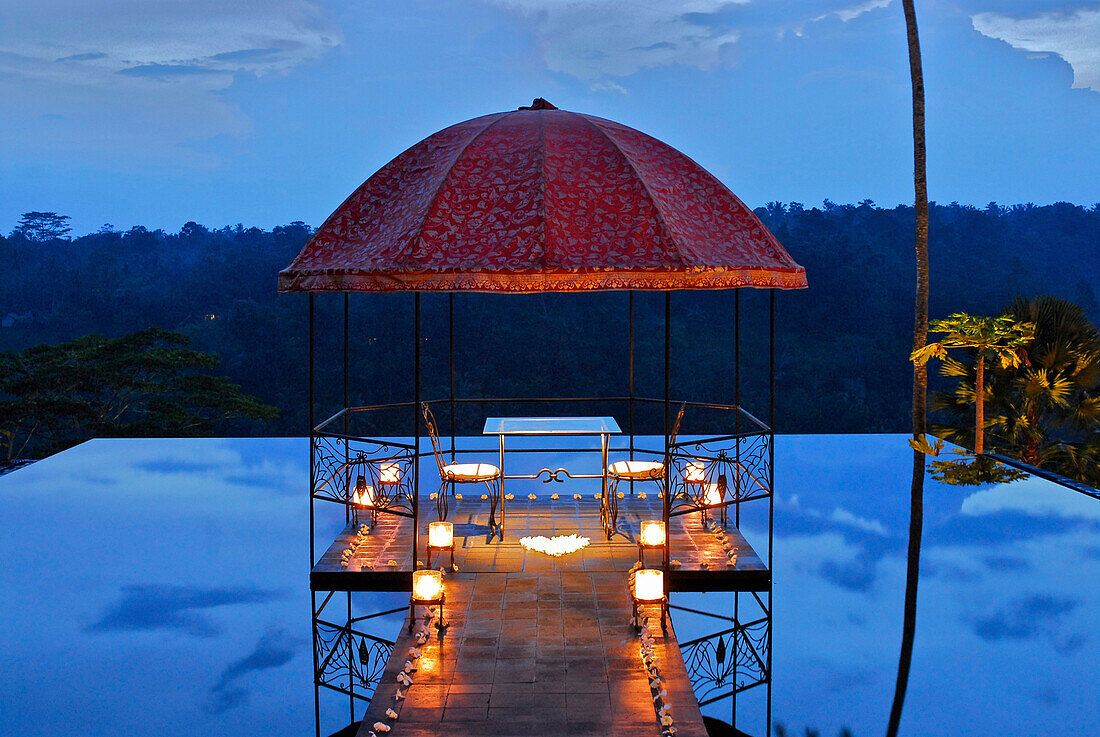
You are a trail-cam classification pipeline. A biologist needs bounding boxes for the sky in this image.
[1,0,1098,235]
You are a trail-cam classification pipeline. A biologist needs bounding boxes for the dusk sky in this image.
[2,0,1098,235]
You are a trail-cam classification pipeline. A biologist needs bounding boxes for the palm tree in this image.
[887,2,930,736]
[912,313,1034,453]
[930,296,1100,486]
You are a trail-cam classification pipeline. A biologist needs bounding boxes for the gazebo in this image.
[280,99,805,737]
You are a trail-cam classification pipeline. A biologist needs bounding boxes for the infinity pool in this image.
[1,436,1096,736]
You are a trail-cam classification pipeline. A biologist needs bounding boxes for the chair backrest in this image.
[421,403,447,474]
[668,402,687,448]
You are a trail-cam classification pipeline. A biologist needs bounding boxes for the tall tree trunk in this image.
[888,2,928,736]
[974,356,985,454]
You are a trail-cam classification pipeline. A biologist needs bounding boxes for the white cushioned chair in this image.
[602,403,685,538]
[422,403,504,538]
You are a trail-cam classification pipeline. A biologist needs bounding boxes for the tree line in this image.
[1,202,1097,478]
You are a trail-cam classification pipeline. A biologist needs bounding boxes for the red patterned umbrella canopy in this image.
[278,99,806,293]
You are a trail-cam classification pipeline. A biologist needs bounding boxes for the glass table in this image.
[482,416,622,503]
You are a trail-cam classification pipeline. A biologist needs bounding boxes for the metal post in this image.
[309,293,316,568]
[734,290,741,529]
[663,290,671,573]
[732,590,739,728]
[347,591,354,721]
[413,293,421,568]
[312,590,320,737]
[732,292,744,731]
[629,291,635,491]
[664,291,671,444]
[344,293,354,723]
[734,290,740,411]
[767,288,775,736]
[449,293,456,461]
[344,293,350,526]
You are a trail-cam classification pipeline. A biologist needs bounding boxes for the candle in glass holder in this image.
[428,521,453,548]
[682,461,706,483]
[353,475,375,507]
[412,570,443,601]
[634,569,664,601]
[379,461,402,485]
[639,520,666,547]
[703,483,723,507]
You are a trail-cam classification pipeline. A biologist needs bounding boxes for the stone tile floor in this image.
[318,496,765,581]
[355,571,708,737]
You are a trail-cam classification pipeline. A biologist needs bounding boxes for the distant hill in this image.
[2,202,1097,436]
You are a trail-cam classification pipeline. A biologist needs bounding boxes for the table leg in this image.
[498,433,505,540]
[601,432,609,499]
[498,434,505,493]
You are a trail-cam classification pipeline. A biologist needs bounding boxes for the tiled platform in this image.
[313,496,768,593]
[354,572,708,737]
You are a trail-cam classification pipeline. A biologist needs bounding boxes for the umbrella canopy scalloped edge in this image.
[279,102,807,294]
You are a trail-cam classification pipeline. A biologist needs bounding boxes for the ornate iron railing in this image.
[311,431,415,517]
[667,428,771,520]
[314,619,395,702]
[678,614,770,705]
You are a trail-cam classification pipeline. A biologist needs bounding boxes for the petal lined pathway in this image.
[355,571,708,737]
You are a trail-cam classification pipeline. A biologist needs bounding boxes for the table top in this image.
[482,416,622,436]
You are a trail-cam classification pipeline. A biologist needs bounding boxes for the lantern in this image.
[428,521,453,548]
[412,569,443,601]
[682,461,706,483]
[631,568,668,632]
[378,461,402,485]
[634,569,664,601]
[701,474,729,527]
[638,520,666,566]
[640,520,666,547]
[426,521,455,569]
[352,475,375,507]
[703,483,723,507]
[409,569,445,633]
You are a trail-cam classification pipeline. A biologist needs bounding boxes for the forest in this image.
[1,200,1097,463]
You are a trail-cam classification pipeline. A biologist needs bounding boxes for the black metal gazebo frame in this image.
[304,286,777,736]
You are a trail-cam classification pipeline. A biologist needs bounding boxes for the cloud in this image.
[208,630,299,713]
[983,554,1029,572]
[969,594,1078,642]
[0,0,341,163]
[590,80,628,94]
[959,481,1100,520]
[832,0,890,23]
[56,52,108,62]
[819,556,877,591]
[928,509,1080,547]
[482,1,747,80]
[135,458,225,474]
[828,506,888,536]
[972,8,1100,92]
[88,584,283,637]
[792,0,892,36]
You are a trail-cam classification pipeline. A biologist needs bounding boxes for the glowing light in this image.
[519,534,590,557]
[682,461,706,483]
[353,475,374,507]
[639,520,666,547]
[703,483,723,506]
[428,521,453,548]
[379,461,402,485]
[412,570,443,601]
[634,569,664,601]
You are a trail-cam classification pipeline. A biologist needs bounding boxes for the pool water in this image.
[1,435,1096,736]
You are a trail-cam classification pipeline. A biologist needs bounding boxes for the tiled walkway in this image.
[355,571,708,737]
